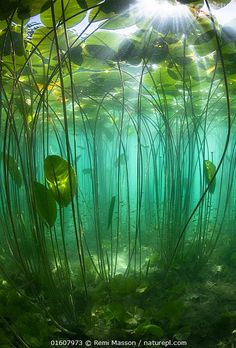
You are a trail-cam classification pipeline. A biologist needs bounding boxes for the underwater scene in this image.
[0,0,236,346]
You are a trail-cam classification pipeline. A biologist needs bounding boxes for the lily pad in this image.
[0,1,18,20]
[0,30,25,56]
[84,31,124,52]
[68,45,83,66]
[100,0,135,14]
[194,30,215,45]
[89,6,136,29]
[177,0,202,4]
[87,44,116,61]
[40,0,86,28]
[33,182,57,227]
[44,155,77,207]
[204,159,216,193]
[117,38,142,65]
[0,153,22,187]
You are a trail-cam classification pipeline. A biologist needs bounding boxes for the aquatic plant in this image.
[0,0,236,342]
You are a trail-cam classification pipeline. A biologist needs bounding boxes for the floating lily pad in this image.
[0,1,18,20]
[40,0,86,28]
[89,6,136,29]
[32,27,77,58]
[0,31,25,56]
[117,38,142,65]
[33,181,57,227]
[194,30,215,45]
[210,0,231,8]
[32,27,56,57]
[44,155,77,207]
[177,0,202,4]
[1,0,53,21]
[68,45,83,65]
[100,0,135,14]
[84,31,124,52]
[85,44,116,61]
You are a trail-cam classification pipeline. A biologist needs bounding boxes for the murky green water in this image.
[0,0,236,346]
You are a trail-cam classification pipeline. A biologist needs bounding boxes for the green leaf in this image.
[7,156,22,187]
[77,0,101,8]
[137,324,164,338]
[0,153,22,187]
[192,40,216,57]
[84,31,124,52]
[32,27,77,57]
[68,45,83,65]
[102,13,136,30]
[100,0,135,14]
[89,6,136,29]
[0,1,18,20]
[40,0,86,28]
[17,5,31,20]
[117,38,142,65]
[204,159,216,194]
[177,0,203,4]
[32,27,56,57]
[144,39,169,63]
[44,155,77,207]
[63,70,92,88]
[210,0,231,8]
[9,0,53,20]
[194,30,215,45]
[76,0,88,8]
[107,195,115,229]
[174,56,192,66]
[167,68,179,80]
[85,44,116,61]
[0,31,25,56]
[136,281,148,294]
[33,182,57,227]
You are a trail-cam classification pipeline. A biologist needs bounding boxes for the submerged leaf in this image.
[0,153,22,187]
[138,324,164,338]
[167,68,179,80]
[107,196,116,229]
[136,281,148,294]
[7,156,22,187]
[114,153,126,167]
[33,182,57,227]
[204,159,216,193]
[44,155,77,207]
[82,168,93,175]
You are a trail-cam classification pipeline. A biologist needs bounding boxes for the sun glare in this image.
[136,0,189,18]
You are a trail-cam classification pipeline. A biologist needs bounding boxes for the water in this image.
[0,1,236,347]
